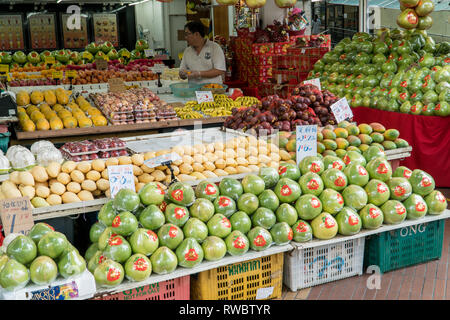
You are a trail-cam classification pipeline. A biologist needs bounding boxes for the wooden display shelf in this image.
[13,117,227,140]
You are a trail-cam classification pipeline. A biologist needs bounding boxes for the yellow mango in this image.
[16,91,30,106]
[44,90,57,106]
[30,91,44,105]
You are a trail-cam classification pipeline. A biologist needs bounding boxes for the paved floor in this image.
[279,188,450,300]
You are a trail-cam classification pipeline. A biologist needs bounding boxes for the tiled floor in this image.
[279,188,450,300]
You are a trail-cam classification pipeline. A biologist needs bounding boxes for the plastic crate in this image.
[364,219,445,274]
[283,238,365,291]
[91,275,190,300]
[0,131,10,154]
[190,253,284,300]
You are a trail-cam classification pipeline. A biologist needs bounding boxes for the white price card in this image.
[0,197,33,236]
[303,78,321,90]
[144,49,154,57]
[296,125,318,166]
[195,91,214,104]
[108,164,135,198]
[256,287,274,300]
[330,97,353,123]
[143,152,182,169]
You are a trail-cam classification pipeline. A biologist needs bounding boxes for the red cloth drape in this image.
[351,106,450,188]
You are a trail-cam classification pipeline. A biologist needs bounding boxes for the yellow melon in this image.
[63,116,78,128]
[44,90,57,106]
[17,107,26,114]
[16,91,30,107]
[92,115,108,126]
[36,118,50,131]
[44,111,58,120]
[30,110,45,122]
[49,117,64,130]
[26,105,39,116]
[78,117,93,128]
[87,108,102,116]
[52,104,65,112]
[55,88,69,105]
[30,91,44,105]
[21,119,36,132]
[58,109,72,119]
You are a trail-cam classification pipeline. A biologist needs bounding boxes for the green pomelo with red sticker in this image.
[103,235,132,264]
[258,167,280,189]
[219,178,243,201]
[0,259,30,291]
[408,169,435,196]
[278,162,301,180]
[225,230,250,256]
[270,222,294,245]
[311,212,338,240]
[295,194,323,220]
[247,227,273,251]
[175,238,204,268]
[167,181,196,206]
[139,204,166,230]
[335,206,362,236]
[189,198,215,222]
[292,220,313,242]
[403,193,428,220]
[124,254,152,282]
[207,214,232,239]
[229,211,252,234]
[129,228,159,256]
[98,227,114,251]
[201,236,227,261]
[58,249,86,279]
[165,203,190,227]
[88,251,107,273]
[182,218,209,243]
[98,200,117,227]
[28,222,55,244]
[213,195,237,217]
[195,181,220,202]
[110,211,139,236]
[157,223,184,250]
[342,184,368,211]
[343,163,370,187]
[321,168,348,191]
[258,189,280,212]
[274,178,302,203]
[84,243,99,263]
[29,256,58,285]
[113,188,141,213]
[365,179,390,206]
[94,259,125,288]
[387,177,412,201]
[299,156,325,175]
[251,207,277,230]
[242,174,266,196]
[359,204,384,229]
[319,188,345,215]
[89,222,107,243]
[36,231,67,260]
[366,157,392,182]
[393,166,413,179]
[237,193,259,215]
[363,146,385,163]
[299,172,324,196]
[150,246,178,274]
[139,182,166,206]
[323,156,346,171]
[381,200,407,224]
[275,203,299,226]
[425,190,447,215]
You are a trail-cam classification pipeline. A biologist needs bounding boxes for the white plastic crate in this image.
[283,237,365,291]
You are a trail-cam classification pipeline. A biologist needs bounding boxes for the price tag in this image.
[256,287,274,300]
[66,70,77,78]
[143,152,182,169]
[303,78,321,90]
[0,64,9,75]
[296,125,318,166]
[195,91,214,104]
[95,58,108,70]
[108,77,126,92]
[330,97,353,123]
[108,165,135,198]
[52,71,63,80]
[45,56,55,65]
[144,49,154,58]
[0,197,34,236]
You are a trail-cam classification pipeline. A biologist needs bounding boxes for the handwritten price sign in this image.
[303,78,321,91]
[108,165,135,198]
[0,197,34,236]
[195,91,214,104]
[143,152,182,169]
[330,97,353,123]
[296,125,317,165]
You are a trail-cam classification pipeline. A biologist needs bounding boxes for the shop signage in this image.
[330,97,353,123]
[52,71,63,80]
[296,124,317,165]
[303,78,321,90]
[195,91,214,104]
[0,197,34,236]
[108,164,135,198]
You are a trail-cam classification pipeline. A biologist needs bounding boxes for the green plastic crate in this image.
[364,219,445,274]
[0,132,10,154]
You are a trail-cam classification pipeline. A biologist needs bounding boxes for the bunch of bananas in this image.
[235,96,261,107]
[174,104,204,119]
[180,95,261,118]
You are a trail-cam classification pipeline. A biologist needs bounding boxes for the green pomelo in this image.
[0,259,30,291]
[299,172,324,196]
[274,178,302,203]
[98,227,113,251]
[241,174,266,196]
[237,193,259,215]
[299,156,325,175]
[201,236,227,261]
[29,256,58,285]
[225,231,250,256]
[129,228,159,256]
[278,162,301,180]
[139,182,165,206]
[7,235,37,265]
[28,223,55,244]
[165,203,190,227]
[319,189,345,215]
[292,220,313,242]
[110,211,139,236]
[311,212,338,240]
[207,214,232,238]
[381,200,407,224]
[321,168,348,191]
[58,249,86,279]
[258,189,280,212]
[251,208,276,230]
[175,238,204,268]
[98,200,117,227]
[295,194,323,220]
[403,193,428,220]
[247,227,273,251]
[408,169,435,196]
[335,207,362,236]
[213,196,237,217]
[393,166,413,179]
[219,178,243,201]
[113,188,140,212]
[103,235,132,264]
[363,146,386,163]
[258,167,280,189]
[189,198,215,222]
[84,242,99,262]
[167,181,196,206]
[182,218,209,243]
[124,254,152,282]
[365,179,390,206]
[343,163,370,187]
[366,157,392,182]
[359,204,384,229]
[270,222,294,245]
[342,185,368,211]
[387,177,413,201]
[195,181,220,202]
[323,156,346,171]
[342,150,367,167]
[139,204,165,230]
[150,246,178,274]
[425,190,447,215]
[157,223,184,250]
[229,211,252,234]
[89,222,107,243]
[94,259,125,288]
[37,232,67,260]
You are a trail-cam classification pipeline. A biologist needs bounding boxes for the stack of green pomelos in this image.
[397,0,434,31]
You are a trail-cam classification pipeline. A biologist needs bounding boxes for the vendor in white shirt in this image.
[179,21,226,84]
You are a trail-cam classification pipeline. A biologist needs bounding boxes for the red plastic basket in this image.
[91,275,190,300]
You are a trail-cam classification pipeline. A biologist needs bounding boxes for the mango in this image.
[358,134,373,145]
[370,122,386,133]
[335,138,349,149]
[322,129,336,140]
[382,140,397,150]
[323,139,338,151]
[383,129,400,141]
[370,132,385,143]
[334,128,348,139]
[394,138,409,148]
[317,142,326,154]
[322,150,337,157]
[358,144,370,152]
[346,124,360,136]
[285,140,296,152]
[30,91,44,105]
[347,135,362,147]
[317,132,323,142]
[357,123,373,135]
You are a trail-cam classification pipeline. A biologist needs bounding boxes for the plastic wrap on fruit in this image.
[36,146,64,167]
[6,145,36,171]
[30,140,55,156]
[0,155,11,175]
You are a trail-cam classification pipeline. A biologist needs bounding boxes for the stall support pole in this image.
[359,0,368,32]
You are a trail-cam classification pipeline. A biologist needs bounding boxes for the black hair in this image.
[185,21,206,37]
